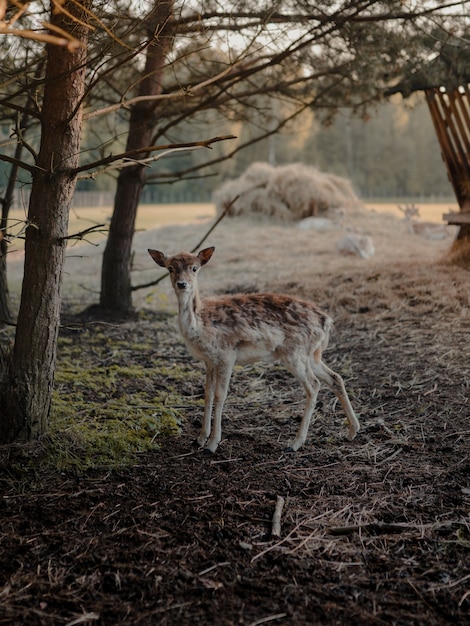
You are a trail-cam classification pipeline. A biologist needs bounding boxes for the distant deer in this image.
[148,247,360,453]
[398,204,450,240]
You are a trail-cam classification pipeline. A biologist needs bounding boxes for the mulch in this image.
[1,260,469,626]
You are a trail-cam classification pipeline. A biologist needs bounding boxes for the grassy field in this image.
[6,203,216,249]
[6,201,458,248]
[364,201,458,222]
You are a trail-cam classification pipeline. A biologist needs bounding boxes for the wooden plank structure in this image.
[425,86,470,237]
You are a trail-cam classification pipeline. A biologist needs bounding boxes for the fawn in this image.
[148,247,360,453]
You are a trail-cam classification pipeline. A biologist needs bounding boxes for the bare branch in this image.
[0,24,84,50]
[60,223,108,245]
[132,194,239,292]
[0,152,35,175]
[271,496,285,538]
[83,63,246,121]
[72,135,236,176]
[189,195,239,254]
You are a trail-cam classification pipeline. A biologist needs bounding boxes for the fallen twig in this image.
[327,520,465,536]
[251,522,304,563]
[271,496,285,538]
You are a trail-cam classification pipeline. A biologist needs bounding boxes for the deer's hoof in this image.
[284,446,297,454]
[195,435,209,447]
[202,447,216,455]
[346,427,359,441]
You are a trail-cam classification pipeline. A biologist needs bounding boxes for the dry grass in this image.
[132,203,461,311]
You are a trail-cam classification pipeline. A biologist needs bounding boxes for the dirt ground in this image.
[1,205,469,625]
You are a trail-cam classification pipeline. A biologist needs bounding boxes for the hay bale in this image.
[213,162,275,218]
[213,162,361,221]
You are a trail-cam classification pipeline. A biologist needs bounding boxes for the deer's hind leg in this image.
[284,356,321,452]
[311,348,360,440]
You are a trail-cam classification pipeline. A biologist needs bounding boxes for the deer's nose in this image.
[176,280,188,290]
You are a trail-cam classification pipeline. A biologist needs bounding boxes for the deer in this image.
[398,204,450,240]
[148,247,360,453]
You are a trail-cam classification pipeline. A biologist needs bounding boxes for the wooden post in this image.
[425,86,470,240]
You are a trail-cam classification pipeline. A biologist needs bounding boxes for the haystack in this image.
[214,162,362,220]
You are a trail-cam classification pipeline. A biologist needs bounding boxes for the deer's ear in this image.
[148,249,167,268]
[198,246,215,266]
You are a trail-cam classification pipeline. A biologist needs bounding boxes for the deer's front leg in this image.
[205,361,233,453]
[197,364,215,447]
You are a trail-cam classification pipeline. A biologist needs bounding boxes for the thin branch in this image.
[147,72,359,187]
[77,146,209,181]
[51,0,95,32]
[326,520,465,536]
[0,152,35,175]
[131,195,240,292]
[174,4,468,30]
[83,64,245,121]
[14,113,37,162]
[71,135,236,176]
[189,195,239,254]
[60,223,108,242]
[0,24,84,51]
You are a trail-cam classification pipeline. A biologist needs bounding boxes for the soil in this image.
[1,208,469,625]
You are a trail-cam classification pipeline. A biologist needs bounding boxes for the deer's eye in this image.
[168,266,174,273]
[192,265,198,272]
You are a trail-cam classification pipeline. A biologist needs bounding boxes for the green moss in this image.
[49,394,181,470]
[46,332,197,470]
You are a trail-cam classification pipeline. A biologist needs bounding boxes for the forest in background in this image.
[1,92,451,206]
[83,92,454,203]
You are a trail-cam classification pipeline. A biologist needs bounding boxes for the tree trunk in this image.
[0,187,14,324]
[0,131,26,326]
[0,63,44,326]
[0,239,13,326]
[456,224,470,241]
[0,4,89,444]
[100,1,174,315]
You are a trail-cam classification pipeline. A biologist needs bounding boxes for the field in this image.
[1,202,469,625]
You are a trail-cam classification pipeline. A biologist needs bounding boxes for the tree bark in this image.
[456,224,470,241]
[0,134,25,326]
[100,1,174,315]
[0,238,13,326]
[0,63,44,326]
[0,3,89,444]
